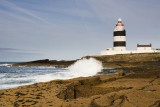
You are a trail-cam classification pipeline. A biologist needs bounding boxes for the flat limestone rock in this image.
[1,72,160,107]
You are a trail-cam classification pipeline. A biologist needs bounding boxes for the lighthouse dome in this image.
[118,18,122,22]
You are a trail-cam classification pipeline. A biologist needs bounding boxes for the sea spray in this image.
[0,58,103,89]
[68,58,103,77]
[33,58,103,81]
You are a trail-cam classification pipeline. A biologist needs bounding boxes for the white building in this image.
[101,18,160,55]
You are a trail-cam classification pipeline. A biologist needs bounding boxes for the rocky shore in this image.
[12,59,76,68]
[85,53,160,68]
[0,71,160,106]
[1,53,160,106]
[12,53,160,68]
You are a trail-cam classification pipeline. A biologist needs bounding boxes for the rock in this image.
[117,70,126,76]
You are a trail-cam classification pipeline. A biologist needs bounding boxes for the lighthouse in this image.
[113,18,126,51]
[100,18,160,55]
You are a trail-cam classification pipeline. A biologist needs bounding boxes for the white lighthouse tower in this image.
[113,18,126,51]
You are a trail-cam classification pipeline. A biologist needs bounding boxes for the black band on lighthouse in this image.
[114,30,126,36]
[114,41,126,47]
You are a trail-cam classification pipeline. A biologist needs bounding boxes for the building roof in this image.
[137,44,152,47]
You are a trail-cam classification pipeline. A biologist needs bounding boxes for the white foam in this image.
[68,58,103,78]
[0,74,5,78]
[0,64,11,67]
[0,84,23,90]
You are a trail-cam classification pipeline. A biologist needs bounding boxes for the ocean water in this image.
[0,58,116,90]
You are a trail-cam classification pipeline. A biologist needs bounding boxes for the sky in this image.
[0,0,160,61]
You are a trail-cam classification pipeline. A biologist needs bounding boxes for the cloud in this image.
[0,47,43,61]
[0,48,19,52]
[0,0,50,24]
[58,8,94,18]
[0,9,35,23]
[0,47,40,55]
[87,0,160,23]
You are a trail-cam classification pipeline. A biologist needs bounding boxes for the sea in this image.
[0,58,117,90]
